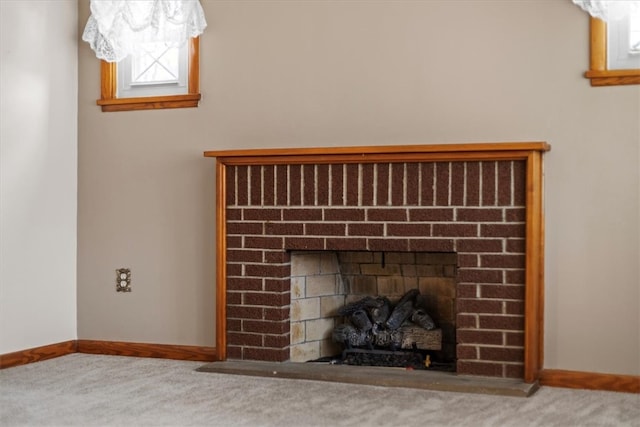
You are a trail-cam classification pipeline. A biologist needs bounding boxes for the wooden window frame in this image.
[97,37,201,112]
[585,18,640,86]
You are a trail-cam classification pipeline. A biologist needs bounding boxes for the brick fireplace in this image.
[205,142,549,382]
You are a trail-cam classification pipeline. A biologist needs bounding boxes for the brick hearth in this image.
[205,143,549,381]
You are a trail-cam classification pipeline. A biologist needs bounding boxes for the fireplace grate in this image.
[342,348,427,369]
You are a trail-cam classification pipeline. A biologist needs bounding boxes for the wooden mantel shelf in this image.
[204,142,551,164]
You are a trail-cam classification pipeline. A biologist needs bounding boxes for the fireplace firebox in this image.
[205,142,549,382]
[289,250,456,370]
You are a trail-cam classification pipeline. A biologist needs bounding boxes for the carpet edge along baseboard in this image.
[1,340,637,394]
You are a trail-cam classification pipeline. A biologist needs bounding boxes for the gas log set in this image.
[331,289,443,369]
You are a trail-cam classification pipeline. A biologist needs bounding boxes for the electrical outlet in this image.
[116,268,131,292]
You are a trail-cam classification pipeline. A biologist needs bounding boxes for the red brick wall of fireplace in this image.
[224,160,526,378]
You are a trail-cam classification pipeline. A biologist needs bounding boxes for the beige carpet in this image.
[1,353,638,427]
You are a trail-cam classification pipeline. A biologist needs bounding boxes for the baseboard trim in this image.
[0,340,77,369]
[540,369,640,394]
[2,343,636,394]
[76,340,217,362]
[1,340,217,369]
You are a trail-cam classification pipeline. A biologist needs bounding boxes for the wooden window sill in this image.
[96,94,202,112]
[585,69,640,87]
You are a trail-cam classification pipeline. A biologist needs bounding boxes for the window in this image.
[607,7,640,70]
[118,41,188,98]
[585,17,640,86]
[97,37,201,112]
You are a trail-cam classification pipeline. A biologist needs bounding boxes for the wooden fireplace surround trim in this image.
[205,141,551,383]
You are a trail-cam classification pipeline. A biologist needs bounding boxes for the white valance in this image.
[82,0,207,63]
[572,0,639,22]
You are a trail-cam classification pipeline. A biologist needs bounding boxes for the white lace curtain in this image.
[572,0,639,22]
[82,0,207,63]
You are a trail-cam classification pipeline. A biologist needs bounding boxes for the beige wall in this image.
[1,1,78,353]
[77,1,639,375]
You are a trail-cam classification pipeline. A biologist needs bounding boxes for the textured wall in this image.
[77,0,639,375]
[1,1,78,353]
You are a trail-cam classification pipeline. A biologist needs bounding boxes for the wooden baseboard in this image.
[1,340,217,369]
[0,340,77,369]
[76,340,217,362]
[2,343,636,394]
[540,369,640,394]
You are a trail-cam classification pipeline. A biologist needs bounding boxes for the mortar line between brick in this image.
[301,164,305,207]
[403,163,407,206]
[448,162,452,206]
[467,344,525,349]
[479,162,484,206]
[463,162,468,209]
[286,165,291,206]
[372,163,378,207]
[417,162,423,206]
[342,164,347,207]
[387,163,392,207]
[510,161,515,207]
[493,162,498,207]
[358,164,363,206]
[247,166,252,206]
[314,164,318,206]
[431,162,436,207]
[327,164,333,207]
